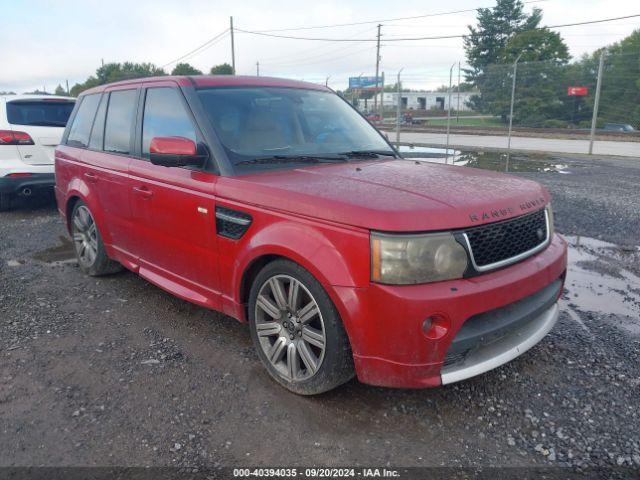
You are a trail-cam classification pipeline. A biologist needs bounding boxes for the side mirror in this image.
[149,136,205,168]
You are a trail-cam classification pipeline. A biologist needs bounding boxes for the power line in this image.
[258,26,377,64]
[236,14,640,43]
[161,28,230,69]
[263,45,376,69]
[249,0,548,33]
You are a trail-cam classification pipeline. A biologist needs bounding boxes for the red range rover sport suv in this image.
[55,76,567,394]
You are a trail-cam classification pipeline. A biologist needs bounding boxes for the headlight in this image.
[545,204,554,237]
[371,232,468,284]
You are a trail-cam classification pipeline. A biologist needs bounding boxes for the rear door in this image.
[129,82,220,308]
[55,93,101,206]
[6,98,75,165]
[80,87,138,263]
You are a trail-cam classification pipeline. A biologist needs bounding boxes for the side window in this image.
[142,88,197,158]
[88,93,108,150]
[104,89,137,155]
[66,94,101,148]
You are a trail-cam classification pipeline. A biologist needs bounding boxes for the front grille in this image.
[464,208,547,270]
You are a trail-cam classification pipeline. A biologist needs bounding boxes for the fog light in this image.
[421,314,450,340]
[422,317,432,333]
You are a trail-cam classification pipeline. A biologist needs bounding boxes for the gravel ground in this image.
[0,154,638,473]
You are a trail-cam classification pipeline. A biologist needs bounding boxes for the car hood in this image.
[216,160,550,232]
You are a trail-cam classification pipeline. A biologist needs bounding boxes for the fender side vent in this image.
[216,206,252,239]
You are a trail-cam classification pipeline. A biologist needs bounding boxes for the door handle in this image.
[84,172,98,183]
[132,186,153,199]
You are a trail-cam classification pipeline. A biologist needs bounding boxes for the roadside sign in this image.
[567,86,588,96]
[349,76,383,90]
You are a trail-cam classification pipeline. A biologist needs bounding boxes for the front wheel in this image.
[71,201,122,276]
[248,259,354,395]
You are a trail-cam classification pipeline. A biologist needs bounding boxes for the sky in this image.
[1,0,638,93]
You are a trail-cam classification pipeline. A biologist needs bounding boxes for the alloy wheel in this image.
[254,274,326,382]
[72,205,99,268]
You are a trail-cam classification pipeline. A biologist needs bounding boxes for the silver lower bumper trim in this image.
[440,302,559,385]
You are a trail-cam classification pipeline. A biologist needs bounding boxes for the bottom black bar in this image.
[0,467,638,480]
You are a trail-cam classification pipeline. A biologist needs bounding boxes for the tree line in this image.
[463,0,640,128]
[65,62,233,97]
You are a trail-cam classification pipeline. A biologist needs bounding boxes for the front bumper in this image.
[333,233,567,388]
[441,301,558,385]
[0,173,55,195]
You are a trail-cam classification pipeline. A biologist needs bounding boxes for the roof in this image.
[81,75,330,96]
[2,94,76,102]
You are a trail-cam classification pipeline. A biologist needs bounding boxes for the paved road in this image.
[387,131,640,157]
[0,155,639,471]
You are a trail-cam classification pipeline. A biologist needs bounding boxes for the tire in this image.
[71,200,123,276]
[0,193,12,212]
[248,259,355,395]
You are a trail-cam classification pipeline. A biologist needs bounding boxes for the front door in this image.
[129,83,220,309]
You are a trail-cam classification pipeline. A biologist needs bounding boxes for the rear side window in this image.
[88,94,108,150]
[67,94,101,148]
[7,100,75,127]
[104,90,137,155]
[142,88,197,157]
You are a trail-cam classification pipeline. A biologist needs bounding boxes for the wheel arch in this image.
[238,251,353,329]
[62,179,111,245]
[229,218,369,321]
[64,195,82,233]
[239,254,281,309]
[236,250,337,324]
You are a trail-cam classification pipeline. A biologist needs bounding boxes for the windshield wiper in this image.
[339,150,397,158]
[236,155,348,166]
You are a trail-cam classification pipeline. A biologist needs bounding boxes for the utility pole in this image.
[589,51,605,155]
[445,62,456,164]
[374,24,382,114]
[380,71,385,119]
[230,16,236,75]
[66,79,69,95]
[325,75,331,87]
[506,52,524,171]
[395,68,404,145]
[256,61,260,76]
[456,62,461,124]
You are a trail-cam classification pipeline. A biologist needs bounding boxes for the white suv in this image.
[0,94,75,210]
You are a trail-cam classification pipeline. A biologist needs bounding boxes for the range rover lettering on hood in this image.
[469,196,546,223]
[519,197,546,211]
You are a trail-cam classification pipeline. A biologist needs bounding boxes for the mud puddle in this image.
[564,234,640,336]
[32,235,76,264]
[400,146,570,174]
[398,145,459,158]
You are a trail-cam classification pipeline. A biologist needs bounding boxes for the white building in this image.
[374,91,477,111]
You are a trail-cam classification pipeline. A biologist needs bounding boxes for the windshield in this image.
[6,100,75,127]
[196,87,394,169]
